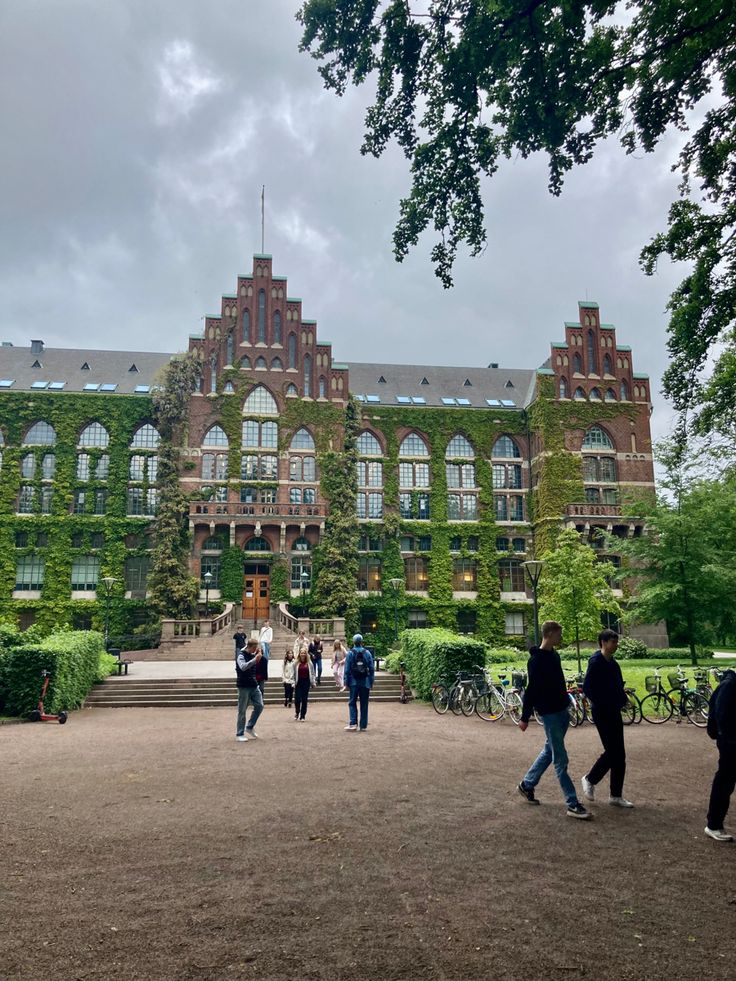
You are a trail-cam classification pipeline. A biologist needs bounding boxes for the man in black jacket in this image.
[235,639,263,742]
[581,629,634,808]
[705,668,736,842]
[517,620,591,820]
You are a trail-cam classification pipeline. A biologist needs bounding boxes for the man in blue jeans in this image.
[235,639,264,742]
[517,620,591,820]
[343,634,374,732]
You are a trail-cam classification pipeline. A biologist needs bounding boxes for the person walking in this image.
[282,649,296,710]
[293,630,307,658]
[331,639,347,691]
[255,643,268,696]
[309,636,324,685]
[233,626,247,655]
[580,629,634,808]
[517,620,591,820]
[294,646,316,721]
[704,668,736,842]
[343,634,374,732]
[235,639,263,742]
[258,620,273,660]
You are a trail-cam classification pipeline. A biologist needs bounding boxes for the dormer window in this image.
[31,360,42,369]
[81,362,90,371]
[463,379,472,387]
[505,380,514,388]
[420,377,429,385]
[129,364,139,373]
[378,376,386,384]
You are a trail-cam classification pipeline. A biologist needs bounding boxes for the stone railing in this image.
[161,603,234,641]
[277,601,345,640]
[190,501,326,519]
[566,503,623,518]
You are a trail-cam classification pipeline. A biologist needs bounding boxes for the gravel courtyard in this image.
[1,702,734,981]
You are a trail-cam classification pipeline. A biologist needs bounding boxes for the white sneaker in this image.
[581,776,595,802]
[344,724,358,731]
[236,735,248,742]
[704,826,734,842]
[245,729,259,739]
[609,796,634,808]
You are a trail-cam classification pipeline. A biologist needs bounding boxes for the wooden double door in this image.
[242,563,270,621]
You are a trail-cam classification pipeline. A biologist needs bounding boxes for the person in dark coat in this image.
[309,637,324,685]
[705,668,736,842]
[581,629,634,808]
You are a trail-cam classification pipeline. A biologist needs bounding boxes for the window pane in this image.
[243,385,277,415]
[357,431,382,456]
[290,428,315,450]
[79,423,110,448]
[446,435,474,458]
[492,435,520,459]
[130,424,160,448]
[290,458,302,481]
[21,453,35,478]
[130,455,145,480]
[95,454,109,479]
[399,433,429,457]
[42,454,56,479]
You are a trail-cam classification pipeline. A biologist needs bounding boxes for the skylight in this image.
[456,398,471,406]
[441,397,456,405]
[396,395,411,404]
[100,383,118,392]
[486,399,501,407]
[0,380,14,388]
[501,399,516,407]
[411,396,426,404]
[83,383,100,391]
[31,381,49,389]
[355,394,367,402]
[48,382,66,390]
[134,385,151,394]
[366,394,380,403]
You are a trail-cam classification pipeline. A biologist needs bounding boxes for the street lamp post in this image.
[100,576,117,651]
[388,578,403,642]
[301,569,310,616]
[203,570,213,616]
[522,560,544,647]
[571,582,582,674]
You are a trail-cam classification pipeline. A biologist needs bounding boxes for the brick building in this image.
[0,254,657,642]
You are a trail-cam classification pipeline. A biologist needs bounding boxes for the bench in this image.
[108,648,132,676]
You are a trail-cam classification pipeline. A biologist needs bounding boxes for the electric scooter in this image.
[28,669,68,724]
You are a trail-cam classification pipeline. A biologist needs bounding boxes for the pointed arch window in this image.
[589,387,602,401]
[226,331,235,366]
[318,376,326,398]
[242,309,251,343]
[357,431,382,456]
[286,383,298,396]
[573,352,583,374]
[243,385,278,415]
[399,433,430,457]
[24,421,56,445]
[603,353,612,375]
[587,329,597,374]
[605,388,617,401]
[446,435,474,459]
[620,379,629,400]
[240,355,251,369]
[288,333,297,369]
[290,428,315,451]
[130,424,160,449]
[271,357,283,371]
[210,354,217,392]
[257,290,266,343]
[492,435,521,459]
[203,425,229,447]
[303,353,312,397]
[273,311,282,345]
[582,425,614,450]
[244,536,271,552]
[559,377,568,399]
[79,422,110,448]
[574,387,586,400]
[255,356,267,369]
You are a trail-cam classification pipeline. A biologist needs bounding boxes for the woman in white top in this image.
[292,630,307,658]
[331,639,348,691]
[258,620,273,659]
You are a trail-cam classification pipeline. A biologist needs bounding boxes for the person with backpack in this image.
[580,629,634,809]
[704,668,736,842]
[343,634,375,732]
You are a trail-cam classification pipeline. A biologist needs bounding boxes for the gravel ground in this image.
[1,702,735,981]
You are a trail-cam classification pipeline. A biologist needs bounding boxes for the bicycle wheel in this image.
[567,693,581,728]
[684,691,709,728]
[450,685,464,716]
[640,693,674,724]
[533,709,544,726]
[475,688,504,721]
[620,696,636,726]
[431,684,449,715]
[506,691,523,725]
[460,686,477,717]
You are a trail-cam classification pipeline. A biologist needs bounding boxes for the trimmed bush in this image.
[486,647,528,664]
[401,628,486,699]
[617,636,649,659]
[618,641,714,660]
[0,630,106,717]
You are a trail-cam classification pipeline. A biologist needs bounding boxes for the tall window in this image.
[18,485,35,513]
[42,454,56,482]
[573,352,583,373]
[124,556,150,593]
[453,558,477,590]
[358,557,382,592]
[202,454,228,480]
[603,354,612,375]
[242,309,251,343]
[499,559,525,592]
[226,331,235,365]
[288,333,297,369]
[130,424,160,449]
[357,461,383,487]
[559,377,567,398]
[79,422,110,448]
[620,379,629,400]
[257,290,266,342]
[273,311,282,345]
[582,425,614,450]
[210,354,217,392]
[71,555,100,590]
[587,329,597,374]
[357,431,382,456]
[404,556,429,591]
[492,435,520,459]
[15,556,45,590]
[24,421,56,445]
[242,420,278,448]
[399,432,430,457]
[318,376,326,398]
[303,353,312,397]
[243,385,277,415]
[77,453,90,481]
[21,453,35,478]
[272,357,284,371]
[200,556,221,588]
[40,487,53,514]
[290,556,312,590]
[446,434,474,458]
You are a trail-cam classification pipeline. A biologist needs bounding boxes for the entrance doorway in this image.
[242,563,270,621]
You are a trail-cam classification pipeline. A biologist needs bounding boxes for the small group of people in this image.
[234,628,375,738]
[517,620,736,841]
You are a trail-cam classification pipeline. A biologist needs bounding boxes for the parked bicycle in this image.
[639,668,709,726]
[474,667,524,724]
[621,686,643,725]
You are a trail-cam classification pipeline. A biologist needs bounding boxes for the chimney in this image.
[488,362,499,369]
[31,339,44,354]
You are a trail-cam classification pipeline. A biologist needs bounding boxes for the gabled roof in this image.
[0,346,174,394]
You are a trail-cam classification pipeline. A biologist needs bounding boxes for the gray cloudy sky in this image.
[0,0,686,440]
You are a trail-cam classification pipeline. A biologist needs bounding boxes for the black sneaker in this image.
[517,781,540,805]
[566,802,592,820]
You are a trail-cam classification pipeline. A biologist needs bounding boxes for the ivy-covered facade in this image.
[0,254,656,647]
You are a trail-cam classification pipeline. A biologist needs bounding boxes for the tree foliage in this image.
[539,527,621,648]
[298,1,736,425]
[615,440,736,661]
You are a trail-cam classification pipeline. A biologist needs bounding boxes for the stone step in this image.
[85,694,404,708]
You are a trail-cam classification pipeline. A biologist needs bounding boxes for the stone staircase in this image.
[145,619,314,661]
[85,675,407,709]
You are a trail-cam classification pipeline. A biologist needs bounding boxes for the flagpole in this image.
[261,185,265,253]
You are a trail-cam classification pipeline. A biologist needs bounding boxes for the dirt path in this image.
[1,702,734,980]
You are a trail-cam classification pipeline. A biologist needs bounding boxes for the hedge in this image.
[0,630,108,717]
[400,628,486,700]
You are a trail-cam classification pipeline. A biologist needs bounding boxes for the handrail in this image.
[190,502,325,518]
[277,602,346,640]
[161,602,234,640]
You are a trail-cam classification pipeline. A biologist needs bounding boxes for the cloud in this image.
[155,40,222,124]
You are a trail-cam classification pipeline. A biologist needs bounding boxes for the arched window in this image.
[589,387,602,401]
[605,388,617,401]
[286,383,298,396]
[582,425,614,450]
[292,536,311,551]
[559,377,567,398]
[587,329,597,374]
[242,309,251,343]
[574,387,586,400]
[318,376,326,398]
[288,333,297,369]
[271,357,283,371]
[79,422,110,448]
[573,352,583,374]
[603,353,612,375]
[303,353,312,397]
[42,454,56,480]
[203,425,229,447]
[243,385,277,415]
[240,355,251,369]
[130,424,160,449]
[257,290,266,343]
[226,331,235,366]
[202,535,225,551]
[620,379,629,400]
[244,536,271,552]
[255,356,267,369]
[446,435,474,459]
[24,421,56,445]
[399,433,430,457]
[357,431,382,456]
[290,428,315,451]
[273,311,282,345]
[491,435,520,459]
